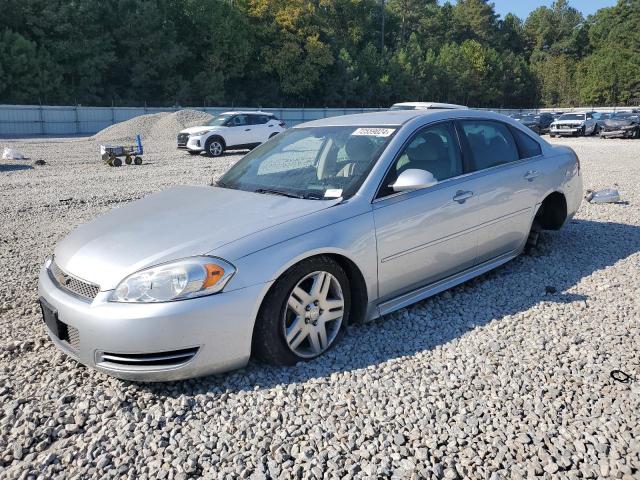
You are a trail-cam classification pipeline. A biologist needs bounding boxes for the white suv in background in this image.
[178,111,286,157]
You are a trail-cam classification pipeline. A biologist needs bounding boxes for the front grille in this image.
[98,347,199,368]
[49,260,100,301]
[177,133,189,146]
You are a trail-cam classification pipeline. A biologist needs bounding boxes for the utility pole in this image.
[381,0,386,51]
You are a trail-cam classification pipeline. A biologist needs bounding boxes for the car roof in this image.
[391,102,468,110]
[296,109,514,128]
[220,111,274,116]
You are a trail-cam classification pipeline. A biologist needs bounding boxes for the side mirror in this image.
[391,169,438,192]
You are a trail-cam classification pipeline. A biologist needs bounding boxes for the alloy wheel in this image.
[209,141,223,156]
[283,271,345,358]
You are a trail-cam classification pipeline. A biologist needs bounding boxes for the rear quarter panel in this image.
[538,144,583,219]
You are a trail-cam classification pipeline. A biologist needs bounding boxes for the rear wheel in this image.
[125,155,132,165]
[112,157,122,167]
[525,219,542,253]
[205,137,225,157]
[253,256,351,365]
[134,156,142,165]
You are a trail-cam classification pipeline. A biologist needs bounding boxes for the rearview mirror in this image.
[391,169,438,192]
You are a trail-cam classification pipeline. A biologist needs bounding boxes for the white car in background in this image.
[390,102,469,111]
[177,111,286,157]
[550,112,597,137]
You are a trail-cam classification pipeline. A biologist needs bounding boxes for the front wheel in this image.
[205,137,225,157]
[253,256,351,365]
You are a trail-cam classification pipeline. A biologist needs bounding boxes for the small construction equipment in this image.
[101,135,144,166]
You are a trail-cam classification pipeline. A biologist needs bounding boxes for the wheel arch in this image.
[535,191,568,230]
[205,134,226,149]
[254,251,370,328]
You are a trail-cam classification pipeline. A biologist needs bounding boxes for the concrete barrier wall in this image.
[0,104,625,137]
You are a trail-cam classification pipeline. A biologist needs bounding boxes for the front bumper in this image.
[599,128,636,138]
[186,136,205,152]
[550,126,583,136]
[38,264,269,381]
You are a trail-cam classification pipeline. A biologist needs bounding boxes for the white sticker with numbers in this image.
[352,128,396,137]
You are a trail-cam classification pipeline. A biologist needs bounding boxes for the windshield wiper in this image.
[254,188,305,199]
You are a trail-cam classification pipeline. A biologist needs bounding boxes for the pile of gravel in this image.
[0,136,639,479]
[92,109,212,145]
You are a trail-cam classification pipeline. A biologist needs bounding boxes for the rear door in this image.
[456,120,541,263]
[250,114,276,143]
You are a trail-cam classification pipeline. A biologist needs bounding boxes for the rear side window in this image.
[510,127,542,159]
[460,120,519,171]
[250,115,272,125]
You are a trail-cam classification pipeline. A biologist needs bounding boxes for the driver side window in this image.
[379,122,462,198]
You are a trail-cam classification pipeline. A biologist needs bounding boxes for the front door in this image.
[373,122,479,300]
[224,114,252,147]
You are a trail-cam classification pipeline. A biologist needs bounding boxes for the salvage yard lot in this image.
[1,134,639,479]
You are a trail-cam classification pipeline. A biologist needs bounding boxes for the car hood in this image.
[604,118,636,127]
[179,126,225,135]
[54,186,340,290]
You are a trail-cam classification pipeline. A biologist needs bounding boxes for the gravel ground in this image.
[0,127,639,479]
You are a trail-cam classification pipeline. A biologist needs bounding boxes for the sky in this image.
[489,0,618,20]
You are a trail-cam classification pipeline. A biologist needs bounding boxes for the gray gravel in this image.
[1,131,639,479]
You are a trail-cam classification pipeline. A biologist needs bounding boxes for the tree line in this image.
[0,0,638,108]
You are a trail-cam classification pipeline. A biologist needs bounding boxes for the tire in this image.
[134,156,142,165]
[204,137,225,157]
[578,126,586,136]
[113,157,122,167]
[125,155,132,165]
[525,219,541,254]
[187,150,200,155]
[593,125,600,136]
[253,256,351,366]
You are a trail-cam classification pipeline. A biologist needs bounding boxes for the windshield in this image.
[206,114,233,126]
[559,113,584,121]
[218,126,397,199]
[611,112,633,119]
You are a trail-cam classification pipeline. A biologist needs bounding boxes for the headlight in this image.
[192,130,211,136]
[110,257,235,303]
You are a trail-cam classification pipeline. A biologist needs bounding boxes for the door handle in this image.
[524,170,540,181]
[453,190,474,203]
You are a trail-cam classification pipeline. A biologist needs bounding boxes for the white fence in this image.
[0,104,622,137]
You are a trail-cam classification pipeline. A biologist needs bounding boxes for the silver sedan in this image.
[38,109,583,381]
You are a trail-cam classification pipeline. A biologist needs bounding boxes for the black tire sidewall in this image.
[253,256,351,366]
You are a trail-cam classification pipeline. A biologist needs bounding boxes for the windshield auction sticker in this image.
[324,189,343,198]
[352,128,396,137]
